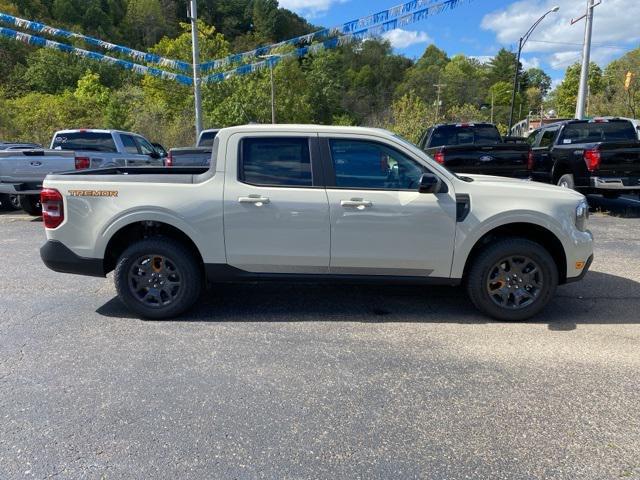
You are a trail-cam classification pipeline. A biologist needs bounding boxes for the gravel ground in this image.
[0,204,639,479]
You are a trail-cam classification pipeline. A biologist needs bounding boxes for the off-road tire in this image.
[465,238,558,321]
[114,237,202,320]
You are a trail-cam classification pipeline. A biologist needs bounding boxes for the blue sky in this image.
[279,0,640,83]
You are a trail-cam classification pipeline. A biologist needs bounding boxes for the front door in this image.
[321,136,457,279]
[224,135,330,274]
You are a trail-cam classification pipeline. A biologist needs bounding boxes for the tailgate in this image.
[440,144,530,177]
[0,150,76,184]
[597,142,640,177]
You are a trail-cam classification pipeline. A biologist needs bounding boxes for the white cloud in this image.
[278,0,349,17]
[521,56,541,70]
[382,29,432,49]
[481,0,640,70]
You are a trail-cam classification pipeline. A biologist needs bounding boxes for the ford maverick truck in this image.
[40,125,593,321]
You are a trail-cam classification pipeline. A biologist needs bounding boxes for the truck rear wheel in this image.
[114,237,202,320]
[556,173,575,189]
[465,238,558,321]
[20,195,42,216]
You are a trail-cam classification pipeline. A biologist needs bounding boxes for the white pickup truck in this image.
[40,125,594,321]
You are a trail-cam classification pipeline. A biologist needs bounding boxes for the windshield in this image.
[560,121,637,144]
[52,132,117,152]
[429,125,502,147]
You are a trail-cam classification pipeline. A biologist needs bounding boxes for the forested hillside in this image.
[0,0,638,147]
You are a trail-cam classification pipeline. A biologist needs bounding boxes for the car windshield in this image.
[429,125,502,147]
[52,132,117,152]
[560,121,637,144]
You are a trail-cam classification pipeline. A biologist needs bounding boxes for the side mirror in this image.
[418,173,442,194]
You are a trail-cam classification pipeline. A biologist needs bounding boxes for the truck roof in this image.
[53,129,142,136]
[218,124,394,137]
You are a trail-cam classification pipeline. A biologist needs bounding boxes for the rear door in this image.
[320,135,457,278]
[224,134,330,274]
[119,134,154,167]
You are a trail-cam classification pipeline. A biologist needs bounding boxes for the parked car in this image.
[0,142,43,210]
[40,125,593,322]
[417,123,531,178]
[528,118,640,198]
[165,147,211,167]
[0,150,77,215]
[50,129,165,168]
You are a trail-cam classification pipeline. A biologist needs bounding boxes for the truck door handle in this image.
[30,161,42,167]
[239,195,270,206]
[341,199,372,209]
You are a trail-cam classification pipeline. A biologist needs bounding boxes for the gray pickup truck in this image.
[166,128,219,167]
[0,130,166,215]
[51,129,165,168]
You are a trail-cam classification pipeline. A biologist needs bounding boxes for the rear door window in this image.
[121,135,140,154]
[240,137,312,187]
[52,132,117,152]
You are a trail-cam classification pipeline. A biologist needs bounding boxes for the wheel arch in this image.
[461,222,568,285]
[102,220,205,275]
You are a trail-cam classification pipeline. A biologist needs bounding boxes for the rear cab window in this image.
[240,137,313,187]
[429,124,502,147]
[52,132,117,152]
[560,120,637,144]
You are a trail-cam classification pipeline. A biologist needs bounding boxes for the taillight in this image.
[165,152,173,167]
[75,156,90,170]
[584,148,601,172]
[527,150,535,170]
[41,188,64,229]
[434,151,445,165]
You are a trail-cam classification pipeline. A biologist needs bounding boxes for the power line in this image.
[527,39,630,50]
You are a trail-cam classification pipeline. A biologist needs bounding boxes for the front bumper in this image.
[565,254,593,284]
[40,240,105,277]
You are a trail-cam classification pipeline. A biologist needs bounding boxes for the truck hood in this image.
[460,174,585,200]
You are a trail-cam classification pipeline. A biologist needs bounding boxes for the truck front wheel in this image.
[465,238,558,321]
[114,237,203,319]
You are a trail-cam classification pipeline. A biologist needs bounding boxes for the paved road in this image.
[0,208,639,479]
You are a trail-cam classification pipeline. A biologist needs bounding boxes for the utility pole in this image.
[434,84,446,123]
[259,54,277,124]
[189,0,203,139]
[574,0,599,119]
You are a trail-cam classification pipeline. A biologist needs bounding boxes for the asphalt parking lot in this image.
[1,197,639,479]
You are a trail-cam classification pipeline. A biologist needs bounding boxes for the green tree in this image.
[526,67,552,96]
[551,62,603,117]
[126,0,166,47]
[387,93,432,143]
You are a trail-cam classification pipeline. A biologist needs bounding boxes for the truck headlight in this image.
[575,199,589,232]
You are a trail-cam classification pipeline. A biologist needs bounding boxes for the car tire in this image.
[20,195,42,216]
[0,194,19,211]
[465,238,558,321]
[114,237,202,320]
[556,173,575,189]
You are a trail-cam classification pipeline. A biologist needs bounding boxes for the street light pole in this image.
[575,0,596,119]
[189,0,203,139]
[507,6,560,133]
